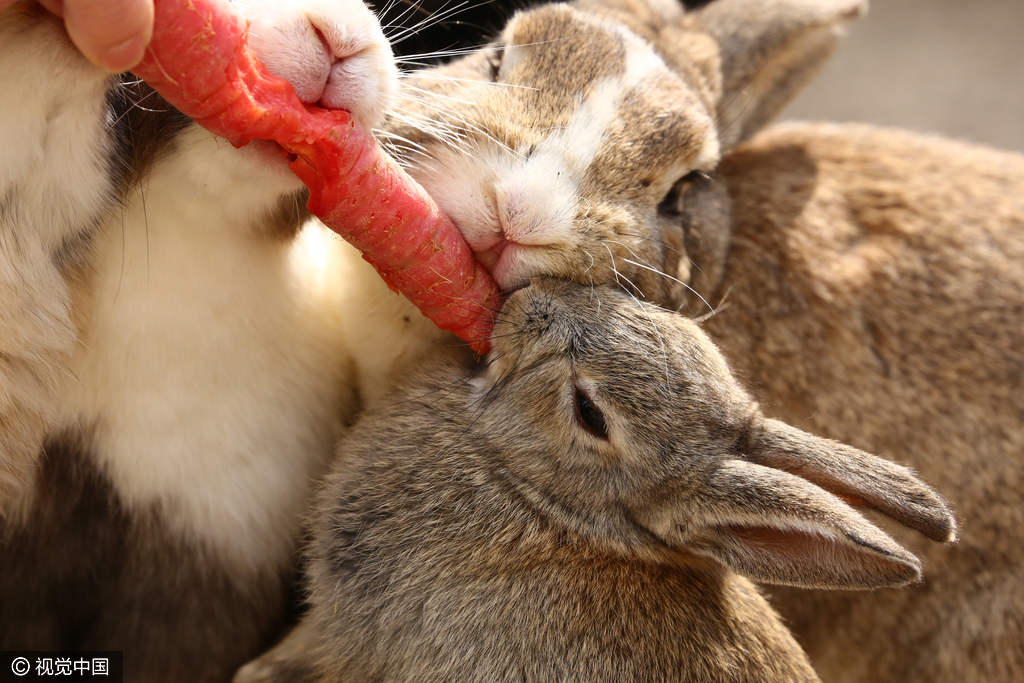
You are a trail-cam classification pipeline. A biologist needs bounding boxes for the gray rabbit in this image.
[238,279,955,683]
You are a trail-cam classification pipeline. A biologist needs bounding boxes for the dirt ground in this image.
[781,0,1024,153]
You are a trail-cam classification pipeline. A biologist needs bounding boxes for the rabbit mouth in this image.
[474,239,544,292]
[489,242,549,292]
[474,239,509,272]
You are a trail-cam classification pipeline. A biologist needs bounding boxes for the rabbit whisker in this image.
[621,287,671,387]
[432,359,520,455]
[383,0,482,46]
[598,242,644,297]
[619,232,704,276]
[620,258,715,316]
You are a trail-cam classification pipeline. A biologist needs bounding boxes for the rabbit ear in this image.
[749,419,957,544]
[684,0,867,150]
[663,416,958,589]
[234,619,319,683]
[679,460,923,589]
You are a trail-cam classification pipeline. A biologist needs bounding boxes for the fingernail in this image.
[98,36,147,73]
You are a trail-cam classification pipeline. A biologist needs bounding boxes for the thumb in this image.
[62,0,154,72]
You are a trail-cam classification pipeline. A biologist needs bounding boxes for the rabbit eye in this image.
[486,46,503,82]
[658,170,713,219]
[657,182,684,219]
[685,170,714,184]
[574,386,609,440]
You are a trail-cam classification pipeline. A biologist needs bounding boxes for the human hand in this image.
[1,0,155,72]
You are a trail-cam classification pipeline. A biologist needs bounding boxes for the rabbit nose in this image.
[495,180,576,248]
[245,6,396,130]
[499,204,546,245]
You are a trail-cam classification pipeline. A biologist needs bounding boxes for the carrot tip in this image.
[134,0,502,347]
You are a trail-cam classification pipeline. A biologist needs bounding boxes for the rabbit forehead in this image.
[500,5,717,161]
[499,4,628,100]
[493,10,718,221]
[502,283,738,402]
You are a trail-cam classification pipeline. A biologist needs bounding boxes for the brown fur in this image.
[236,280,954,683]
[0,430,293,682]
[578,0,867,151]
[383,0,867,303]
[367,1,1020,677]
[696,122,1024,682]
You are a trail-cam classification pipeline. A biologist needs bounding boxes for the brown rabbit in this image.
[378,0,866,301]
[293,0,1021,679]
[236,279,955,683]
[691,122,1024,683]
[346,0,870,402]
[364,3,1024,678]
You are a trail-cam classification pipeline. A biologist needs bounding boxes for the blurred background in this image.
[781,0,1024,153]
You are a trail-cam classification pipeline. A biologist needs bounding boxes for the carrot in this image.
[131,0,501,353]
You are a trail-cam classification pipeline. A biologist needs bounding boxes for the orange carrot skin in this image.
[132,0,500,353]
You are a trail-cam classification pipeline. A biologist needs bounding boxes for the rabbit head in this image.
[473,278,955,590]
[384,0,866,307]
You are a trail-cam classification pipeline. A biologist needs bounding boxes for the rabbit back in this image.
[702,121,1024,683]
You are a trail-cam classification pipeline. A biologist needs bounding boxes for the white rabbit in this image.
[0,0,403,679]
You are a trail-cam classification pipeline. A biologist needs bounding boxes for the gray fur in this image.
[237,279,953,683]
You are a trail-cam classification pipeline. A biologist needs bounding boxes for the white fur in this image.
[235,0,397,129]
[0,10,118,511]
[1,0,403,564]
[55,125,356,569]
[0,14,113,252]
[495,150,579,244]
[410,147,506,254]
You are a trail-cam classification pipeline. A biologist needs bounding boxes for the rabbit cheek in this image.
[412,147,588,291]
[408,147,505,253]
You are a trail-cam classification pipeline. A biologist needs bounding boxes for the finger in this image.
[1,0,66,17]
[62,0,154,73]
[37,0,65,16]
